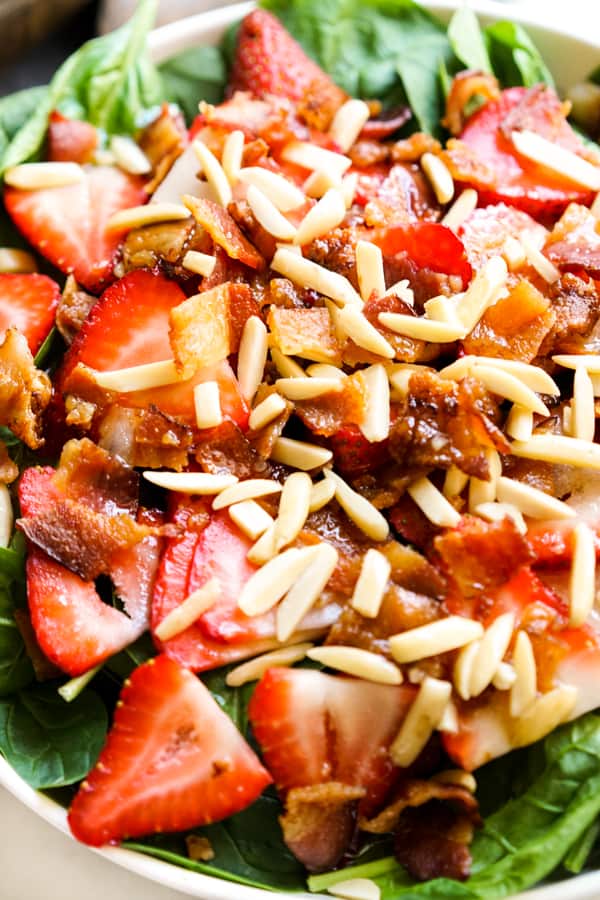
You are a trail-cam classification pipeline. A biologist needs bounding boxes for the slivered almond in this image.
[248,393,288,431]
[213,479,282,510]
[421,152,454,204]
[229,500,274,541]
[390,677,452,767]
[407,476,461,528]
[506,405,534,441]
[569,522,596,627]
[520,231,561,283]
[327,878,380,900]
[294,189,346,245]
[440,355,559,396]
[237,316,268,403]
[553,354,600,372]
[194,381,222,429]
[246,185,297,241]
[307,646,402,685]
[324,469,389,541]
[512,684,578,747]
[304,169,341,199]
[222,130,245,185]
[510,631,537,717]
[306,363,346,380]
[282,141,351,177]
[390,617,484,664]
[424,293,462,324]
[512,129,600,191]
[377,313,464,342]
[225,642,314,687]
[469,612,515,697]
[433,770,477,793]
[155,577,220,641]
[272,249,362,308]
[471,365,549,415]
[0,248,37,274]
[193,139,232,207]
[276,377,342,400]
[502,236,527,271]
[351,549,391,618]
[106,202,191,232]
[510,434,600,468]
[441,188,478,232]
[356,240,386,303]
[329,99,371,152]
[496,476,576,520]
[143,471,238,494]
[337,306,395,358]
[443,466,469,499]
[238,545,317,616]
[341,172,359,208]
[271,437,332,470]
[110,136,152,175]
[4,161,84,189]
[239,167,305,211]
[454,256,508,333]
[572,365,596,442]
[493,661,517,691]
[90,359,181,392]
[247,523,278,566]
[468,448,501,513]
[276,542,339,641]
[182,250,216,277]
[360,363,390,443]
[454,640,481,701]
[273,472,312,551]
[438,700,459,734]
[309,478,336,512]
[475,501,527,534]
[0,484,13,548]
[270,348,306,379]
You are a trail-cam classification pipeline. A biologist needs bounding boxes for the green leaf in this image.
[0,0,162,175]
[159,46,227,124]
[34,327,64,370]
[201,667,255,735]
[563,818,600,874]
[484,21,554,89]
[447,7,492,73]
[0,684,107,788]
[396,33,454,136]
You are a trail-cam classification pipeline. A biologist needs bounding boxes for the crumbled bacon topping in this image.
[0,328,51,449]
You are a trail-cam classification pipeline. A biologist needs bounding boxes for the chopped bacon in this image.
[139,103,187,195]
[0,440,17,484]
[121,219,209,276]
[98,405,193,472]
[228,199,278,262]
[169,283,232,378]
[434,515,533,599]
[390,133,441,164]
[443,70,500,136]
[364,164,439,228]
[305,228,358,282]
[267,306,342,365]
[0,328,51,449]
[349,140,390,168]
[354,294,441,364]
[280,783,365,873]
[53,437,139,513]
[388,369,509,480]
[295,371,367,438]
[266,277,316,310]
[544,202,600,277]
[56,276,97,346]
[538,272,600,356]
[360,777,481,834]
[394,802,476,882]
[195,420,271,479]
[184,195,265,270]
[361,106,412,142]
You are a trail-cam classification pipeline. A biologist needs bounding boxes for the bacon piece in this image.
[53,437,139,513]
[294,371,367,438]
[394,803,476,882]
[390,494,440,552]
[364,164,439,228]
[389,370,509,480]
[121,219,208,276]
[390,133,441,163]
[0,440,17,484]
[434,515,533,598]
[538,272,600,355]
[169,283,233,378]
[280,783,365,873]
[443,70,500,136]
[195,420,270,479]
[349,140,389,168]
[297,79,346,131]
[352,294,441,364]
[139,103,187,195]
[0,328,51,449]
[441,138,497,192]
[228,199,278,262]
[544,202,600,277]
[56,276,97,345]
[98,405,193,471]
[184,195,265,270]
[268,306,341,365]
[360,777,480,834]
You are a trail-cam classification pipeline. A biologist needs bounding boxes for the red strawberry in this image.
[58,269,248,426]
[248,667,415,814]
[372,222,473,288]
[228,9,346,107]
[68,655,272,846]
[329,424,390,478]
[0,273,59,354]
[459,86,594,218]
[4,165,147,293]
[47,111,99,164]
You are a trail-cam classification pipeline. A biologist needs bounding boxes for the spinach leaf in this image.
[0,541,34,697]
[159,46,227,124]
[563,819,600,874]
[396,34,454,135]
[201,667,255,735]
[447,7,492,74]
[0,87,48,166]
[0,0,162,174]
[0,684,107,788]
[484,21,554,90]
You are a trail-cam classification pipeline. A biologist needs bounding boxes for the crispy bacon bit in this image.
[121,220,208,276]
[184,195,265,270]
[13,608,61,681]
[306,229,358,283]
[228,199,277,263]
[195,420,270,479]
[394,802,477,882]
[443,70,500,136]
[268,306,342,365]
[295,371,367,437]
[169,283,233,378]
[280,783,365,873]
[0,328,51,449]
[441,138,497,191]
[139,103,187,195]
[267,277,316,310]
[360,777,480,834]
[185,835,215,862]
[98,405,193,471]
[56,276,97,345]
[389,494,440,552]
[349,140,390,168]
[0,441,17,484]
[355,294,441,364]
[297,79,346,131]
[388,370,509,480]
[390,133,442,163]
[538,272,600,355]
[249,385,293,458]
[463,278,555,362]
[544,202,600,277]
[364,164,439,228]
[53,437,139,513]
[434,515,533,598]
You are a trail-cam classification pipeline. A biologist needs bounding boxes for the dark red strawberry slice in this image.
[0,273,59,354]
[47,111,99,164]
[58,269,248,427]
[4,165,147,293]
[372,222,472,288]
[68,654,272,846]
[329,424,390,478]
[458,86,594,218]
[227,9,346,108]
[248,667,415,814]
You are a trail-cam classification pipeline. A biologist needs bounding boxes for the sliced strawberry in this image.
[459,86,594,218]
[248,667,415,814]
[68,654,271,846]
[227,9,346,109]
[0,273,59,354]
[4,165,147,293]
[58,270,248,427]
[372,222,472,288]
[47,111,99,164]
[329,424,390,478]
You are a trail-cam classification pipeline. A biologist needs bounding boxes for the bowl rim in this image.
[3,2,600,898]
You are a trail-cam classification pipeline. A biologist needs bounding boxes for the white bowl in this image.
[2,2,600,898]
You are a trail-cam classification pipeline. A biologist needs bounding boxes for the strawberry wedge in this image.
[0,273,60,354]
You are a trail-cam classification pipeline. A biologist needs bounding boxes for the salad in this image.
[2,0,600,897]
